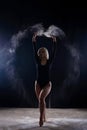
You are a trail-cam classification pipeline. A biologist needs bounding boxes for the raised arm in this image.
[49,36,57,64]
[32,34,39,62]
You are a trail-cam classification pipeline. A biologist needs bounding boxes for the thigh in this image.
[35,81,42,100]
[40,82,52,100]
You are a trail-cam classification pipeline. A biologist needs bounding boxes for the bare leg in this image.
[35,81,46,121]
[35,81,41,101]
[43,102,46,122]
[39,82,52,127]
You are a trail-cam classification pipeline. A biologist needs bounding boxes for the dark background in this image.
[0,0,87,108]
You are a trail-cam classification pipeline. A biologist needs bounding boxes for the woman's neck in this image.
[40,58,47,65]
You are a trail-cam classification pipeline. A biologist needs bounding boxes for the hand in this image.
[32,33,37,42]
[51,36,56,42]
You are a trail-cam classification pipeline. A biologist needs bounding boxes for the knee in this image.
[39,96,45,103]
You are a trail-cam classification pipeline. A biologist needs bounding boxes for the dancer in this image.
[32,33,57,127]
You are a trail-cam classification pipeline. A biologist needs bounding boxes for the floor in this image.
[0,108,87,130]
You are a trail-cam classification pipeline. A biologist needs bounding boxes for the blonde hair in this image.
[37,47,49,59]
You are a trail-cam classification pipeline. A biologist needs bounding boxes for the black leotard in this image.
[33,41,56,88]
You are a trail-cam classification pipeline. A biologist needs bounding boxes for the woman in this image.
[32,33,57,127]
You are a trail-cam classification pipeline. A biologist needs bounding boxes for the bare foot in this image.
[43,116,46,122]
[43,113,47,122]
[39,119,44,127]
